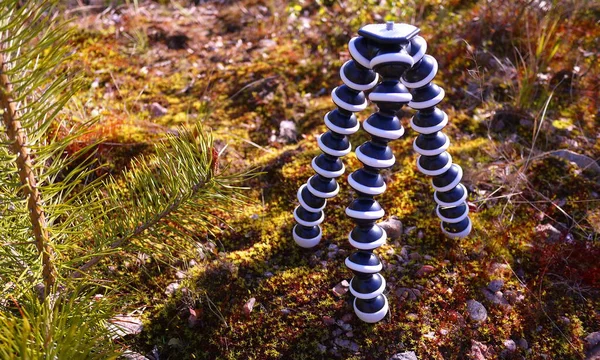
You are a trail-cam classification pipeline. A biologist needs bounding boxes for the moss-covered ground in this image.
[62,0,600,358]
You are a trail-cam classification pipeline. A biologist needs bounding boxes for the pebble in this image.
[408,252,421,261]
[389,351,418,360]
[504,339,516,351]
[322,316,335,326]
[333,338,359,352]
[504,290,524,304]
[164,282,180,296]
[175,271,186,280]
[107,315,143,338]
[121,351,149,360]
[470,340,491,360]
[336,320,352,332]
[404,226,417,235]
[341,313,353,322]
[466,300,487,322]
[535,223,562,243]
[277,120,297,143]
[406,313,419,321]
[378,216,403,239]
[396,287,421,302]
[332,280,350,297]
[243,297,256,316]
[517,338,528,350]
[415,265,435,277]
[586,331,600,349]
[482,288,510,307]
[150,102,168,118]
[488,279,504,292]
[280,308,291,316]
[317,343,327,353]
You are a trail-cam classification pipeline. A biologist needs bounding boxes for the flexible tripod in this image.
[292,22,471,323]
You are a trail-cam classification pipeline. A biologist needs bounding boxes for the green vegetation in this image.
[1,0,599,359]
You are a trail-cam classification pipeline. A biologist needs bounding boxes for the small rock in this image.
[168,338,183,349]
[466,300,487,322]
[504,290,524,304]
[517,338,528,350]
[417,230,424,239]
[175,271,186,280]
[263,271,274,278]
[415,265,435,278]
[277,120,297,143]
[121,351,149,360]
[259,38,277,49]
[378,216,403,239]
[150,102,168,118]
[243,297,256,316]
[551,150,600,175]
[404,226,417,235]
[408,252,421,261]
[488,279,504,292]
[317,343,327,353]
[336,320,352,332]
[586,332,600,349]
[396,288,421,302]
[504,339,516,351]
[341,313,353,322]
[389,351,418,360]
[520,118,534,128]
[406,313,419,321]
[322,315,335,326]
[107,315,143,338]
[280,308,291,316]
[332,280,350,297]
[335,338,359,352]
[559,316,571,325]
[482,288,510,307]
[470,340,492,360]
[164,282,180,296]
[535,223,562,243]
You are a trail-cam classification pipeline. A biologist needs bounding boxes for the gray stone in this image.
[551,150,600,175]
[488,279,504,292]
[121,351,149,360]
[504,339,516,351]
[389,351,418,360]
[164,282,180,296]
[587,332,600,349]
[535,223,562,243]
[332,280,350,297]
[517,338,528,350]
[150,102,168,118]
[277,120,297,143]
[466,300,487,322]
[107,315,143,338]
[470,340,491,360]
[378,216,403,240]
[482,288,510,307]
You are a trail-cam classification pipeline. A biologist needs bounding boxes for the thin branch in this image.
[70,173,212,279]
[0,52,57,295]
